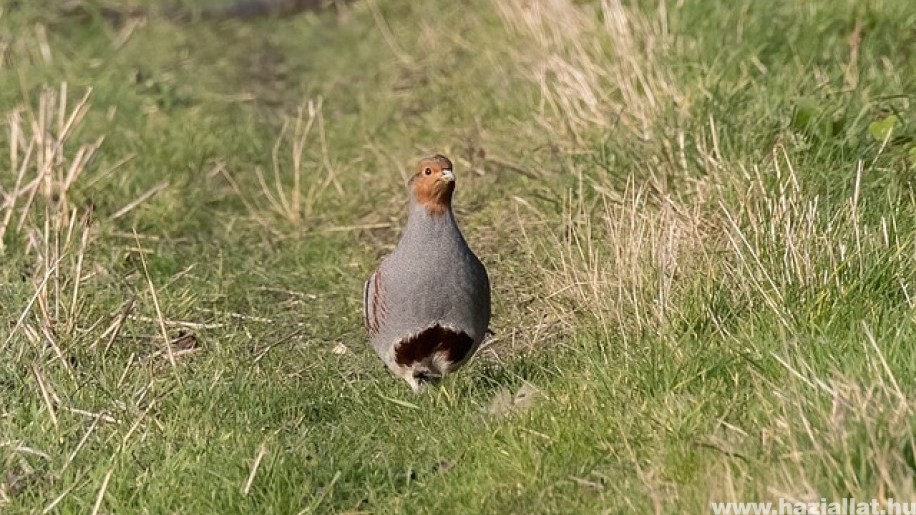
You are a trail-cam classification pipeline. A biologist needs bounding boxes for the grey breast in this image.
[370,207,490,353]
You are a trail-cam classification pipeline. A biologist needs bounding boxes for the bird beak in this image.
[440,169,455,182]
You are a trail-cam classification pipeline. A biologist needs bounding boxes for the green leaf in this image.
[791,98,844,139]
[867,115,899,141]
[791,98,820,133]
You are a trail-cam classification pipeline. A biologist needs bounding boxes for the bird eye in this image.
[424,168,432,176]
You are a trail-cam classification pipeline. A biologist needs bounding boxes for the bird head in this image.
[408,154,455,215]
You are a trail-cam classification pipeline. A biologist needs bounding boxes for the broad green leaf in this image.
[868,115,899,141]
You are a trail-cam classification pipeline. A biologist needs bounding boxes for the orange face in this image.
[409,154,455,215]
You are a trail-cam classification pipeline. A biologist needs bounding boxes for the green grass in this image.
[1,0,914,513]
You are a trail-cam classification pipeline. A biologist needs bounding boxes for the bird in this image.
[363,154,491,392]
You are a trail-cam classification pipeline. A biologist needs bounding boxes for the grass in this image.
[1,0,914,513]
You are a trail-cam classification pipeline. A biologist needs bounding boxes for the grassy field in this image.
[1,0,914,513]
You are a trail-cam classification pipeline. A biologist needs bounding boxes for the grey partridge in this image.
[363,155,491,391]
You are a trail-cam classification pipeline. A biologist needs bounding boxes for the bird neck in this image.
[409,186,453,216]
[402,200,462,243]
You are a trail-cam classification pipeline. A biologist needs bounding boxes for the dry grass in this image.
[494,0,685,142]
[1,85,98,354]
[722,155,914,323]
[516,148,914,508]
[496,0,914,501]
[0,85,198,510]
[489,0,708,359]
[1,84,187,352]
[706,330,915,507]
[219,98,344,234]
[517,173,708,348]
[518,128,915,505]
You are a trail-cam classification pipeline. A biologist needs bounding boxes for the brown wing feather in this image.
[363,268,385,337]
[362,277,372,334]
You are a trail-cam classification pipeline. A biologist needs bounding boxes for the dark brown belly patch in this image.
[394,324,474,367]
